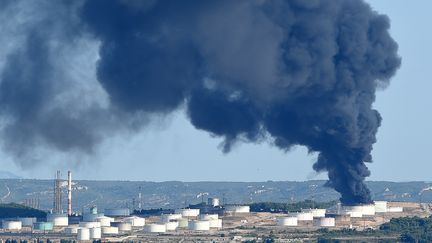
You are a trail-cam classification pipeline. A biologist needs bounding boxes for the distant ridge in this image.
[0,170,21,179]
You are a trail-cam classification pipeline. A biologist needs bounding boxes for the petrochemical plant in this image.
[0,171,430,242]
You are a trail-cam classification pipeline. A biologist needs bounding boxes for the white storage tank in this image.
[165,221,179,231]
[301,209,326,218]
[64,226,80,234]
[199,214,218,220]
[97,216,114,227]
[175,208,200,217]
[90,227,102,239]
[224,205,250,213]
[208,219,222,228]
[374,201,388,213]
[46,213,68,226]
[2,220,22,230]
[102,226,119,235]
[77,228,90,241]
[277,217,298,226]
[387,206,403,212]
[289,212,313,221]
[104,208,130,217]
[79,221,101,228]
[144,223,166,233]
[188,220,210,231]
[177,218,189,228]
[17,217,37,227]
[111,222,132,231]
[313,217,335,227]
[125,216,145,227]
[342,204,375,216]
[161,214,182,223]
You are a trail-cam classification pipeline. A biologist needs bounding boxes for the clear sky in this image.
[1,0,431,182]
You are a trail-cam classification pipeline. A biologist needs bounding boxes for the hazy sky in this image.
[2,0,431,182]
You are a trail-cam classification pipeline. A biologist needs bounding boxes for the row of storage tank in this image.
[277,201,404,227]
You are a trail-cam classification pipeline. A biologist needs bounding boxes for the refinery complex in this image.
[0,171,431,242]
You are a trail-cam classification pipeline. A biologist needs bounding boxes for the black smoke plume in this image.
[0,0,400,204]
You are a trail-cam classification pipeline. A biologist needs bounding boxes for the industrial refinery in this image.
[0,171,431,242]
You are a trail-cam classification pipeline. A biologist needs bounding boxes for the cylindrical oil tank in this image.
[160,214,182,223]
[208,198,220,207]
[313,217,335,227]
[104,208,130,217]
[90,227,102,239]
[188,220,210,231]
[277,217,298,226]
[97,216,114,227]
[77,228,90,241]
[224,205,250,213]
[144,223,166,233]
[177,218,189,228]
[102,226,119,235]
[33,222,54,231]
[165,221,179,231]
[208,219,222,228]
[125,216,145,227]
[289,212,313,221]
[199,214,218,220]
[111,222,132,231]
[374,201,388,213]
[342,204,375,216]
[301,209,326,218]
[79,221,101,228]
[175,208,200,217]
[64,226,80,234]
[2,220,22,230]
[18,217,37,226]
[46,213,68,226]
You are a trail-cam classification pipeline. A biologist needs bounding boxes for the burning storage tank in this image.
[188,220,210,231]
[313,217,336,227]
[160,214,182,223]
[46,213,68,226]
[104,208,130,217]
[175,208,200,217]
[144,223,166,233]
[277,217,298,226]
[2,220,22,230]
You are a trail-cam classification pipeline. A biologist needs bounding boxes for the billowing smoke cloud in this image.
[0,0,400,204]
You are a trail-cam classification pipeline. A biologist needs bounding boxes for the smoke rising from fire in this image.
[0,0,400,204]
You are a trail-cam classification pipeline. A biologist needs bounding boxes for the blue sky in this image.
[2,0,431,182]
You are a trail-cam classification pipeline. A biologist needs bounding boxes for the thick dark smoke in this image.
[0,0,400,204]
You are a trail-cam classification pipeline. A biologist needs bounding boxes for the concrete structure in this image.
[77,228,90,241]
[161,214,182,223]
[374,201,388,213]
[79,221,101,228]
[90,227,102,239]
[33,222,54,231]
[104,208,130,217]
[302,209,326,218]
[199,214,218,220]
[313,217,336,227]
[277,217,298,226]
[165,221,179,231]
[111,222,132,231]
[101,226,119,235]
[144,223,166,233]
[208,198,220,207]
[2,220,22,230]
[188,220,210,231]
[46,213,68,226]
[175,208,200,217]
[224,205,250,213]
[125,216,145,227]
[17,217,36,227]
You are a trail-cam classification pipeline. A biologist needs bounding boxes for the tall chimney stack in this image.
[67,171,72,216]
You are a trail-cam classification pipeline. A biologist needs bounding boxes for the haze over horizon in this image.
[0,0,430,187]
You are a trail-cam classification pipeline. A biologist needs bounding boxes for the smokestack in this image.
[53,170,62,214]
[67,170,72,216]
